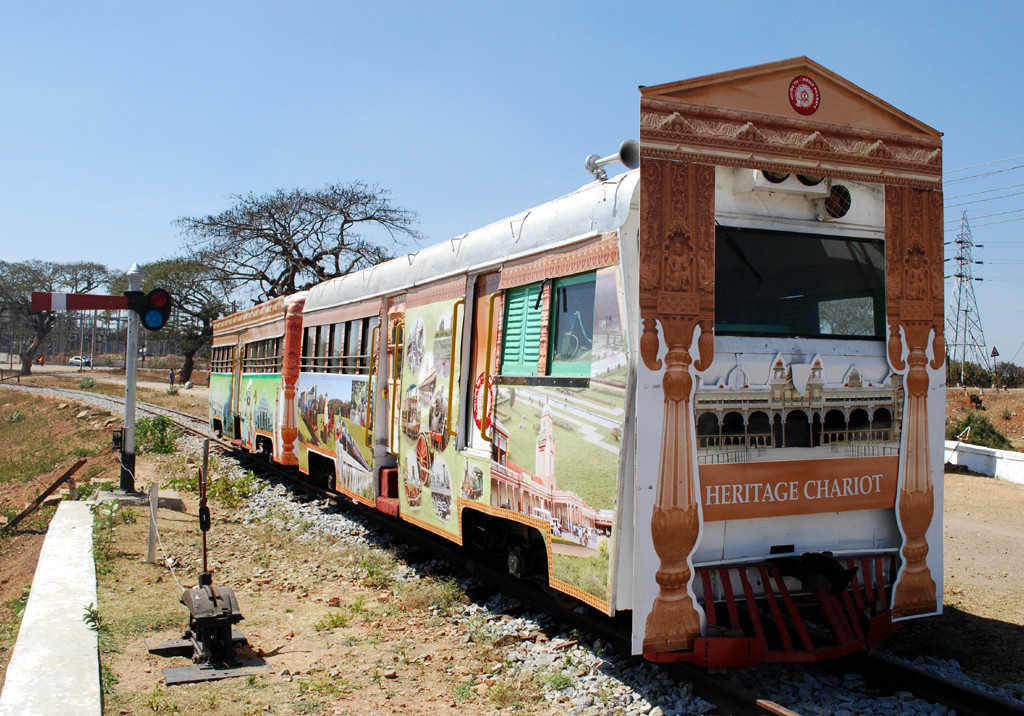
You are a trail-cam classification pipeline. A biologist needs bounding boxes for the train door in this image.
[387,313,404,455]
[464,272,500,451]
[230,334,243,439]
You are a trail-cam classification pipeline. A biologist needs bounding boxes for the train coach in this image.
[209,57,946,667]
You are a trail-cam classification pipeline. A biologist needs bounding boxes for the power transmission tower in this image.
[946,211,991,384]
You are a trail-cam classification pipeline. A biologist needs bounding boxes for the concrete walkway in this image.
[0,502,99,715]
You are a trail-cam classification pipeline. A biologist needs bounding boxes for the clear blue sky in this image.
[1,1,1021,362]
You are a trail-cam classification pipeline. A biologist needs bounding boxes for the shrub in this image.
[166,386,179,396]
[4,410,23,423]
[1003,409,1012,420]
[946,413,1013,450]
[78,377,96,389]
[135,416,180,454]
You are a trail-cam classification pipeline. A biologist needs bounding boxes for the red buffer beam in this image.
[31,292,128,312]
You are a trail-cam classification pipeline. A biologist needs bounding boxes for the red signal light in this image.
[149,289,170,308]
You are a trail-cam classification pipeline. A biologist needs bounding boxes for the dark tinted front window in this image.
[714,227,885,339]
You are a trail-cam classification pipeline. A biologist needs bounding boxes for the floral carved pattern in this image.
[640,156,715,655]
[640,98,942,189]
[885,185,944,619]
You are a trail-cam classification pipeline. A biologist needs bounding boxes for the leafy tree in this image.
[177,182,422,300]
[0,261,109,374]
[110,259,233,382]
[993,361,1024,389]
[947,359,993,388]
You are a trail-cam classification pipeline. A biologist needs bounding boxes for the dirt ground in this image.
[0,387,121,685]
[4,387,1024,711]
[97,453,530,715]
[16,368,210,416]
[946,386,1024,449]
[887,471,1024,686]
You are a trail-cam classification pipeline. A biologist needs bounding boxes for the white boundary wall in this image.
[944,440,1024,486]
[0,501,99,715]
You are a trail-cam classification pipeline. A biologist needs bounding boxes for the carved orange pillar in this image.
[885,186,943,618]
[279,294,306,466]
[639,157,715,654]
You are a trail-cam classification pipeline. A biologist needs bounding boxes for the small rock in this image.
[383,669,398,679]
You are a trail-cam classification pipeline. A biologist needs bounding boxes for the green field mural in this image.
[209,372,234,437]
[489,266,627,603]
[296,372,374,501]
[398,298,463,535]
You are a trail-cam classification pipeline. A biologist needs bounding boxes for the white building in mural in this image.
[695,351,902,463]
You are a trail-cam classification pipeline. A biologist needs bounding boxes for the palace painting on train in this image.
[238,374,281,452]
[208,371,233,437]
[398,298,463,535]
[489,266,627,602]
[295,373,375,500]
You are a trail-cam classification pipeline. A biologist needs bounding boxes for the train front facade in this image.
[210,58,945,667]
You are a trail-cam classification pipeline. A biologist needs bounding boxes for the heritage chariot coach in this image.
[210,58,946,666]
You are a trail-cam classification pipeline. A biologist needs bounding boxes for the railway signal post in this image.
[30,264,174,493]
[120,263,143,492]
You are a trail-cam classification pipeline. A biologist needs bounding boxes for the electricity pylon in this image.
[946,211,991,384]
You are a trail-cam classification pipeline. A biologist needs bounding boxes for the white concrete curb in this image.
[0,501,99,715]
[945,440,1024,486]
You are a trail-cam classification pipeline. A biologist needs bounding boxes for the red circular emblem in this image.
[788,75,820,115]
[472,372,494,432]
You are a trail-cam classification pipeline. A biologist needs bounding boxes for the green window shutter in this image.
[501,283,542,376]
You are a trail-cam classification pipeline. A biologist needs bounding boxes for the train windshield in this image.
[714,226,885,340]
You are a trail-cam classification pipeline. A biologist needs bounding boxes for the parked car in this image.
[68,355,92,367]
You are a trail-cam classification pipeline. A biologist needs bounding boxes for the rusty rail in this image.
[1,458,87,534]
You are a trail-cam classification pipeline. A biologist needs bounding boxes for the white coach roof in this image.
[302,170,639,314]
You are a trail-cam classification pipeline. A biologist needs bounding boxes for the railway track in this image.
[7,382,1023,714]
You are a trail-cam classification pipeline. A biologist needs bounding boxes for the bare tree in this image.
[177,182,422,300]
[0,261,109,374]
[111,259,233,382]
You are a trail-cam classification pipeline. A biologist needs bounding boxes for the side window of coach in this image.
[498,270,597,378]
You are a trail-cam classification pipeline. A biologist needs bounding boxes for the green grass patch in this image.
[313,612,349,631]
[496,395,618,510]
[552,550,609,601]
[134,415,181,454]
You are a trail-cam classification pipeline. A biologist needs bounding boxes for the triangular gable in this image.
[642,57,939,140]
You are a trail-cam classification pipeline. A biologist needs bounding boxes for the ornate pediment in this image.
[641,56,939,140]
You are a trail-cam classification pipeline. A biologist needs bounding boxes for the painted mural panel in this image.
[295,372,374,501]
[238,374,282,450]
[209,373,233,436]
[398,298,463,536]
[489,267,627,604]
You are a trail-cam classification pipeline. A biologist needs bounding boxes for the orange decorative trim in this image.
[885,185,943,618]
[700,457,899,522]
[303,299,381,327]
[498,234,619,289]
[406,276,466,308]
[640,98,941,189]
[640,158,716,654]
[214,295,289,334]
[335,484,374,508]
[550,578,611,614]
[402,511,462,546]
[459,501,613,615]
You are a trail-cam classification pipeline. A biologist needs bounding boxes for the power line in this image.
[944,206,1024,225]
[946,213,992,381]
[946,181,1024,201]
[944,215,1024,232]
[944,164,1024,184]
[944,189,1024,209]
[944,154,1024,175]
